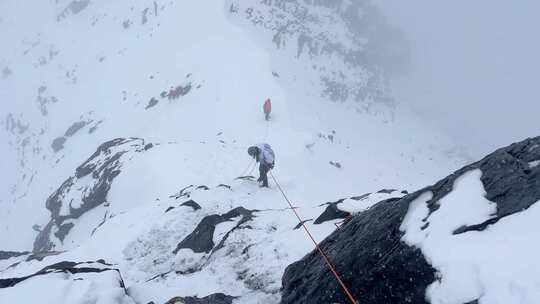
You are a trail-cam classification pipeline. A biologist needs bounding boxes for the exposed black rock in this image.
[170,185,195,199]
[165,293,236,304]
[26,251,62,262]
[145,97,159,110]
[142,8,149,25]
[350,193,371,201]
[51,136,67,152]
[0,251,29,261]
[377,189,397,194]
[34,138,147,252]
[64,121,88,137]
[329,161,342,169]
[423,136,540,234]
[0,260,122,289]
[235,176,255,181]
[313,200,350,225]
[181,200,202,211]
[293,219,313,230]
[88,120,103,134]
[58,0,91,21]
[282,197,434,304]
[165,206,175,213]
[173,207,255,254]
[217,184,232,190]
[281,136,540,304]
[196,185,210,190]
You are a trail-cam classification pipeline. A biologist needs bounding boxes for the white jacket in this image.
[256,143,275,165]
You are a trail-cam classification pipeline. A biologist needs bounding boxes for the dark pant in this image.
[259,163,271,187]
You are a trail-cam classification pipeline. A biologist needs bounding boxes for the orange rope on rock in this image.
[269,171,358,304]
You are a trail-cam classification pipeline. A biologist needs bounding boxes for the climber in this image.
[263,98,272,121]
[247,143,275,188]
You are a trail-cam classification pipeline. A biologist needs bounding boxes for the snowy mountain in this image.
[4,1,532,304]
[282,136,540,304]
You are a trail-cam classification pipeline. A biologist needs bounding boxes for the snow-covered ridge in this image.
[227,0,406,116]
[0,139,404,302]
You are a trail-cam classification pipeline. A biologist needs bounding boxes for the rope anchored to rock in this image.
[269,171,358,304]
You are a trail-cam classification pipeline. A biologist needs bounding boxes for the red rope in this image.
[269,171,357,304]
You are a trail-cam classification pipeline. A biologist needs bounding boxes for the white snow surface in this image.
[529,160,540,168]
[0,179,402,303]
[0,269,134,304]
[401,169,540,304]
[0,0,470,303]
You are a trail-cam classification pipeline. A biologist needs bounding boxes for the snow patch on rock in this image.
[401,169,540,304]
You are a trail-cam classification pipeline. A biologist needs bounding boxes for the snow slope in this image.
[1,0,466,303]
[0,0,462,250]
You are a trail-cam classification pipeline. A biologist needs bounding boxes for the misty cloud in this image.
[376,0,540,157]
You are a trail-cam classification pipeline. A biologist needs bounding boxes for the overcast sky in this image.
[375,0,540,157]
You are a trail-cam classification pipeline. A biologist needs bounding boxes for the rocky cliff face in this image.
[34,138,150,252]
[227,0,407,117]
[281,136,540,304]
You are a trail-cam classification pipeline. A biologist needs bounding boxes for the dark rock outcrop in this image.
[173,207,255,254]
[57,0,91,21]
[377,189,397,194]
[313,199,350,225]
[34,138,147,252]
[350,193,371,201]
[0,260,122,289]
[293,219,313,230]
[0,251,29,261]
[281,136,540,304]
[165,293,236,304]
[145,97,159,110]
[181,200,202,211]
[282,196,434,304]
[51,136,67,152]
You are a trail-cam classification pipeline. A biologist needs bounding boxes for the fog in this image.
[375,0,540,157]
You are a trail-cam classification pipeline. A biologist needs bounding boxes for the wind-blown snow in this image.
[401,169,540,304]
